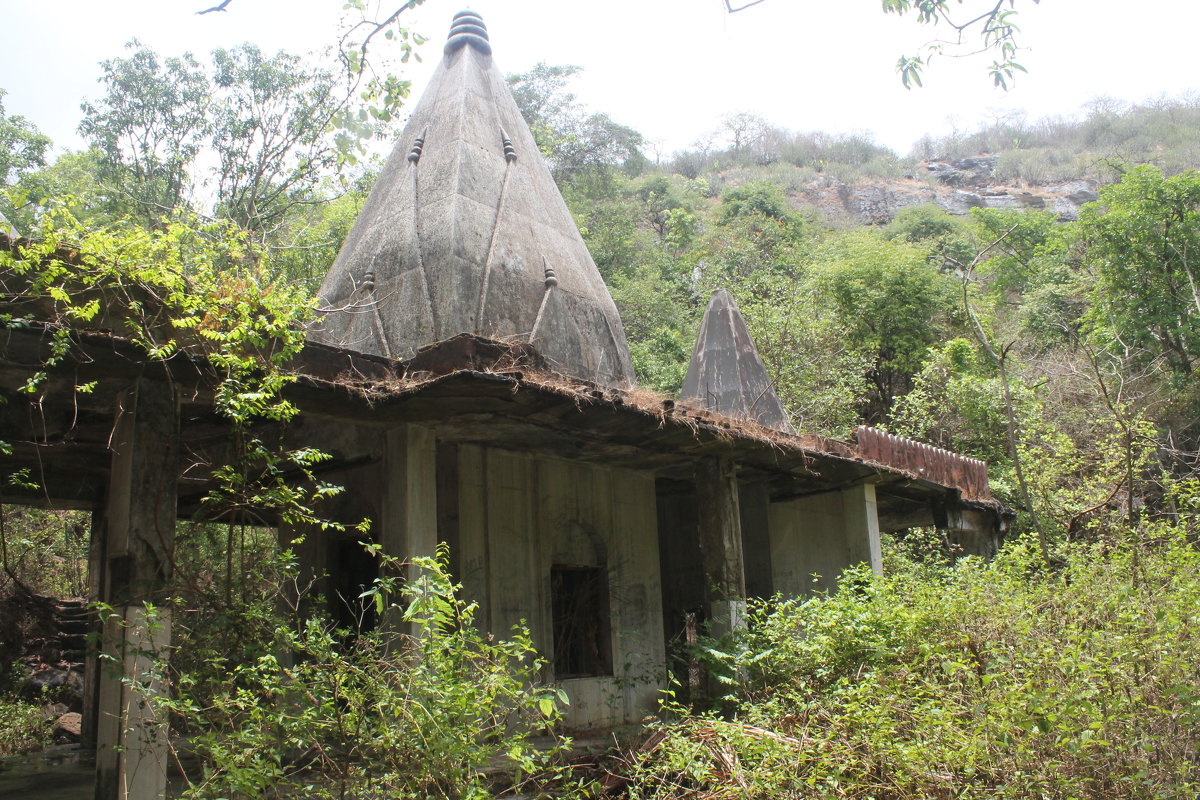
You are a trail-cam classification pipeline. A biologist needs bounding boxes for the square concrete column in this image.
[93,377,179,800]
[696,457,746,635]
[380,424,438,633]
[768,482,883,597]
[841,482,883,576]
[82,510,104,752]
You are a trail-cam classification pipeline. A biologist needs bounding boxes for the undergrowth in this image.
[0,693,48,757]
[149,546,571,800]
[624,533,1200,799]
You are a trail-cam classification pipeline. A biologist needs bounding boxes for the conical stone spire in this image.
[680,289,792,431]
[310,10,635,387]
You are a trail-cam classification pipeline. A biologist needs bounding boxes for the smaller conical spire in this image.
[680,289,792,431]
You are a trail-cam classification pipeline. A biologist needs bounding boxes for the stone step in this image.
[57,619,90,636]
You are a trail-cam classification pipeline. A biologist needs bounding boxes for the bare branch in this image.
[339,1,423,66]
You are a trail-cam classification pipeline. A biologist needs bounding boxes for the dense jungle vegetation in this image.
[3,25,1200,797]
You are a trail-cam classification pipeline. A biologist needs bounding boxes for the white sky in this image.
[1,0,1198,160]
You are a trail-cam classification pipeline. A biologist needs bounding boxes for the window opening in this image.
[550,565,612,678]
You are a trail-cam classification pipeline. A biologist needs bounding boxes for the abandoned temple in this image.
[0,11,1010,800]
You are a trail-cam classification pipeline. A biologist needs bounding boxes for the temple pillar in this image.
[379,424,438,633]
[93,377,179,800]
[696,457,746,636]
[81,510,104,752]
[841,482,883,577]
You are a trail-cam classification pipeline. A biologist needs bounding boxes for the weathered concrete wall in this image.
[283,423,664,729]
[455,445,665,729]
[945,507,1001,559]
[767,484,883,596]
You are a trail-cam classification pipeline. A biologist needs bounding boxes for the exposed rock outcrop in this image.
[786,156,1101,225]
[924,156,998,187]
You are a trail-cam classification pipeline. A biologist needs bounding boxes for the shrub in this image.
[150,546,569,800]
[0,506,89,599]
[0,692,48,757]
[627,536,1200,799]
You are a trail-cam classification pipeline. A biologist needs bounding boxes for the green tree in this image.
[0,88,53,231]
[506,62,582,153]
[694,181,813,283]
[719,180,793,223]
[884,203,972,265]
[78,42,211,226]
[631,174,704,251]
[264,177,372,292]
[8,149,142,231]
[967,208,1062,298]
[210,45,352,235]
[78,42,382,239]
[734,273,872,438]
[882,0,1033,89]
[817,229,959,423]
[1076,165,1200,379]
[0,90,50,189]
[506,63,644,183]
[610,263,697,393]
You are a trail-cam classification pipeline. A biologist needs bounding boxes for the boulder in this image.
[54,711,82,742]
[22,665,84,708]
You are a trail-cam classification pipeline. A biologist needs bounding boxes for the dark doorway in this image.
[550,565,612,678]
[332,537,378,634]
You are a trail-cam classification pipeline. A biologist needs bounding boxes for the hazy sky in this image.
[2,0,1198,159]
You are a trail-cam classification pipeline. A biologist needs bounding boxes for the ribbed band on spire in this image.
[445,10,491,55]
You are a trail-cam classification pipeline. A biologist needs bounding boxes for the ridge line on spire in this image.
[409,135,439,336]
[367,278,397,359]
[474,80,518,333]
[529,256,555,344]
[474,161,515,334]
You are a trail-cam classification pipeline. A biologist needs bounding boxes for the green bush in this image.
[994,147,1086,184]
[147,546,569,800]
[628,536,1200,799]
[0,506,90,598]
[0,693,49,757]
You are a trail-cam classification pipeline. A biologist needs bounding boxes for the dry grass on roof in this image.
[311,354,857,465]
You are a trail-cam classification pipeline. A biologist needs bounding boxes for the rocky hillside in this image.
[796,156,1100,226]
